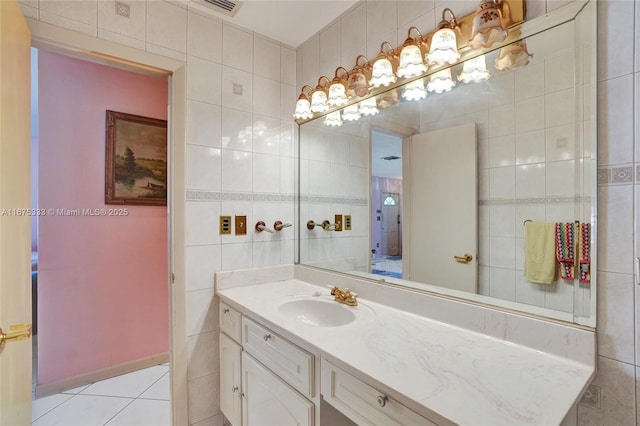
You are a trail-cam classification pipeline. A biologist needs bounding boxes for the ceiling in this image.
[191,0,359,49]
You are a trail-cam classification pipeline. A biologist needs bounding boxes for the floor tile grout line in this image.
[31,392,75,422]
[136,368,170,399]
[102,397,138,426]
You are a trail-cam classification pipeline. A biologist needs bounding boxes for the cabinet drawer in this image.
[322,359,437,426]
[242,316,314,398]
[220,302,242,343]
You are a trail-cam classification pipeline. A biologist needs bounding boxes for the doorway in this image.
[31,46,171,416]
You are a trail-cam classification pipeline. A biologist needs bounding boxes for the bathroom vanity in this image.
[216,265,595,426]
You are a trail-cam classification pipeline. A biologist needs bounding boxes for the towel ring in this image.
[523,219,532,225]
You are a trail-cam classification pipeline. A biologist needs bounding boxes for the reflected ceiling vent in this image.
[382,156,401,161]
[192,0,242,17]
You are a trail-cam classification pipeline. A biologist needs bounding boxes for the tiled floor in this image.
[31,364,171,426]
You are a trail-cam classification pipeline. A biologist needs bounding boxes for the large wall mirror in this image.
[297,0,596,327]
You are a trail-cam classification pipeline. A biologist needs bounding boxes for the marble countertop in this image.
[217,278,594,425]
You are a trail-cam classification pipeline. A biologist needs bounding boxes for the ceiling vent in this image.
[192,0,242,17]
[382,156,401,161]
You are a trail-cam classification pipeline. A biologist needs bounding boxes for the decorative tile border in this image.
[300,195,368,206]
[186,191,295,202]
[597,165,635,185]
[480,196,592,206]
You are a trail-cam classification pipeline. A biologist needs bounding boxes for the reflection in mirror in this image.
[298,1,596,327]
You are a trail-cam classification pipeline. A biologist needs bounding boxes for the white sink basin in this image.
[277,298,357,327]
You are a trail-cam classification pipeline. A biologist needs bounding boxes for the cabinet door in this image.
[220,333,243,426]
[242,352,314,426]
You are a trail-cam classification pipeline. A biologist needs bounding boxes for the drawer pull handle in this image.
[223,308,230,314]
[377,395,389,407]
[263,333,272,341]
[231,386,238,393]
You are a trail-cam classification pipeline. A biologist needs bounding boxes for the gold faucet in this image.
[330,286,358,306]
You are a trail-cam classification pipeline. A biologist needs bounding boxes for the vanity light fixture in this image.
[359,96,379,116]
[327,67,350,107]
[293,85,313,120]
[370,42,398,88]
[310,76,331,113]
[402,78,427,101]
[397,27,428,79]
[458,55,490,83]
[347,55,372,98]
[495,40,533,71]
[427,9,461,66]
[342,104,361,121]
[427,68,456,93]
[324,110,343,127]
[469,0,508,49]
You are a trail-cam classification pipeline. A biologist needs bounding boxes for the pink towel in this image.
[555,222,575,281]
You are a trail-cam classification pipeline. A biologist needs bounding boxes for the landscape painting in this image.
[105,110,167,206]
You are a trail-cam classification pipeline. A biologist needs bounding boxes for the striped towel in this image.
[579,222,591,283]
[556,222,575,281]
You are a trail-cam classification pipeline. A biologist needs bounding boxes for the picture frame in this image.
[105,110,167,206]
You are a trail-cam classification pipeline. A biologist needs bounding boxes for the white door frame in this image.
[27,19,188,425]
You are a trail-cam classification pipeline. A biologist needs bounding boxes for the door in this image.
[403,123,477,292]
[0,1,33,424]
[381,193,400,256]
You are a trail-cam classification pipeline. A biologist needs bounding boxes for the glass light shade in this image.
[293,98,313,120]
[327,82,348,107]
[469,1,507,49]
[427,68,455,93]
[427,28,460,66]
[370,57,397,88]
[347,71,370,98]
[323,111,342,127]
[402,79,427,101]
[397,44,427,78]
[359,97,379,116]
[495,41,533,71]
[342,104,361,121]
[310,90,329,113]
[458,55,490,83]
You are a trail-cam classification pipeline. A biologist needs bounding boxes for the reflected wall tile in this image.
[489,236,516,269]
[186,201,221,246]
[280,157,294,194]
[186,288,217,336]
[188,373,219,424]
[221,242,253,270]
[598,74,634,166]
[596,272,634,364]
[488,134,515,168]
[515,96,544,133]
[221,107,252,151]
[577,356,635,425]
[478,169,489,199]
[597,0,635,81]
[221,150,252,192]
[489,166,516,199]
[330,164,350,197]
[187,330,219,380]
[253,153,280,193]
[349,166,369,198]
[478,266,490,295]
[280,83,295,121]
[545,160,575,197]
[515,130,545,165]
[186,145,221,191]
[187,56,222,105]
[187,101,221,148]
[489,205,516,238]
[488,105,514,138]
[516,163,545,198]
[515,274,546,307]
[253,76,280,118]
[543,279,574,313]
[254,37,280,81]
[222,25,253,72]
[545,89,574,128]
[221,66,253,112]
[146,0,186,53]
[545,53,574,94]
[515,204,545,239]
[98,0,145,41]
[186,244,221,292]
[514,60,544,102]
[489,267,516,301]
[146,43,186,62]
[546,124,575,162]
[488,73,515,108]
[187,11,222,63]
[598,184,634,274]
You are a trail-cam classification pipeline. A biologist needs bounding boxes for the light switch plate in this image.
[220,216,231,235]
[235,215,247,235]
[334,214,343,232]
[344,215,352,231]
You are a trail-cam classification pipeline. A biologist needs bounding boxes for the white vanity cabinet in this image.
[219,302,316,426]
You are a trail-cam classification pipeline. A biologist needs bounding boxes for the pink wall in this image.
[37,51,169,385]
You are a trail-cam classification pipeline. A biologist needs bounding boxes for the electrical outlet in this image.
[220,216,231,235]
[344,215,352,230]
[334,214,343,232]
[235,215,247,235]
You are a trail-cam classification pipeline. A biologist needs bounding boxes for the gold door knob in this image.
[453,253,473,264]
[0,324,31,349]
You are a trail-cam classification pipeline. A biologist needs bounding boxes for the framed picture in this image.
[105,110,167,206]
